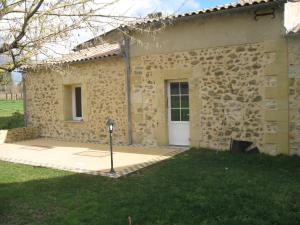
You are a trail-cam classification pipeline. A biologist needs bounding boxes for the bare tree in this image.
[0,0,142,75]
[0,70,12,86]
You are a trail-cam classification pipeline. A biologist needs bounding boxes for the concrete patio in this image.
[0,138,187,178]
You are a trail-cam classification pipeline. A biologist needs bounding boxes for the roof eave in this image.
[22,53,122,71]
[132,0,286,27]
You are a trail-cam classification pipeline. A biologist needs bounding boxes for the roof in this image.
[133,0,284,26]
[76,0,285,50]
[24,43,121,69]
[58,42,121,63]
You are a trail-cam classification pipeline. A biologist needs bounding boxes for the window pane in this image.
[75,87,82,117]
[171,96,180,108]
[180,82,189,95]
[170,83,179,95]
[171,109,180,121]
[181,96,189,108]
[181,109,189,121]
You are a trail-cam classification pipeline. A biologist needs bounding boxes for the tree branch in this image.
[0,0,44,54]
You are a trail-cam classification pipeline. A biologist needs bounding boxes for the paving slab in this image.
[0,138,188,178]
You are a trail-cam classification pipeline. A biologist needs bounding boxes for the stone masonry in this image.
[0,127,40,143]
[26,58,128,145]
[25,41,293,155]
[288,37,300,156]
[130,42,283,154]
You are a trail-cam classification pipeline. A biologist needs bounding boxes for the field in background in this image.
[0,93,23,101]
[0,100,24,129]
[0,100,23,117]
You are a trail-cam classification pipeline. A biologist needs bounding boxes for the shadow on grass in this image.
[0,112,24,129]
[0,149,300,225]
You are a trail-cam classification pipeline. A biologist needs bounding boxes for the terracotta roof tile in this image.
[131,0,283,26]
[24,43,121,68]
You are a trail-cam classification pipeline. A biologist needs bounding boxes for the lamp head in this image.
[106,118,114,133]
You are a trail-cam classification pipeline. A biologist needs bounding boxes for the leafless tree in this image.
[0,0,143,75]
[0,70,12,86]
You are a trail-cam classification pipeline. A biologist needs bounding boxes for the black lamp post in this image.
[106,118,115,174]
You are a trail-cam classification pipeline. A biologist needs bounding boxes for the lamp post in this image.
[106,118,115,174]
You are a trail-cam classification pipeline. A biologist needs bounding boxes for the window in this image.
[72,86,82,120]
[169,82,189,122]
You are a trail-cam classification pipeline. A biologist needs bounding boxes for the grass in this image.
[0,149,299,225]
[0,100,23,117]
[0,100,24,129]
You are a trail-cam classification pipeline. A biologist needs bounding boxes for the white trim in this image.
[167,80,189,124]
[72,85,83,121]
[168,80,190,146]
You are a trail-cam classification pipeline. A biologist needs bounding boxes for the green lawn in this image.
[0,149,299,225]
[0,100,24,129]
[0,100,23,117]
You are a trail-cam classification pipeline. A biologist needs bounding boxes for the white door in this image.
[168,81,190,146]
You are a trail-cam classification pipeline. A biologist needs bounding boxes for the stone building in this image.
[24,0,300,155]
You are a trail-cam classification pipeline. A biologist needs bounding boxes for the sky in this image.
[110,0,235,15]
[128,0,235,13]
[12,0,236,82]
[196,0,235,8]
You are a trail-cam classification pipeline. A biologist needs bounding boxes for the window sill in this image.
[64,120,84,124]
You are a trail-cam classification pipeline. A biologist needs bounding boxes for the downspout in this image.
[123,33,132,145]
[22,71,28,127]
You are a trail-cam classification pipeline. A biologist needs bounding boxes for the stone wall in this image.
[288,37,300,156]
[0,127,40,143]
[25,41,291,155]
[26,58,128,145]
[130,41,289,155]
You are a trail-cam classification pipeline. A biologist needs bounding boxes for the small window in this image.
[72,86,82,120]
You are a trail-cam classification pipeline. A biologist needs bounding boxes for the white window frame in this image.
[72,85,83,121]
[168,80,189,124]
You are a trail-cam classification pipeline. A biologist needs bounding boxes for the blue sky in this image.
[195,0,234,8]
[135,0,237,15]
[177,0,235,12]
[117,0,237,17]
